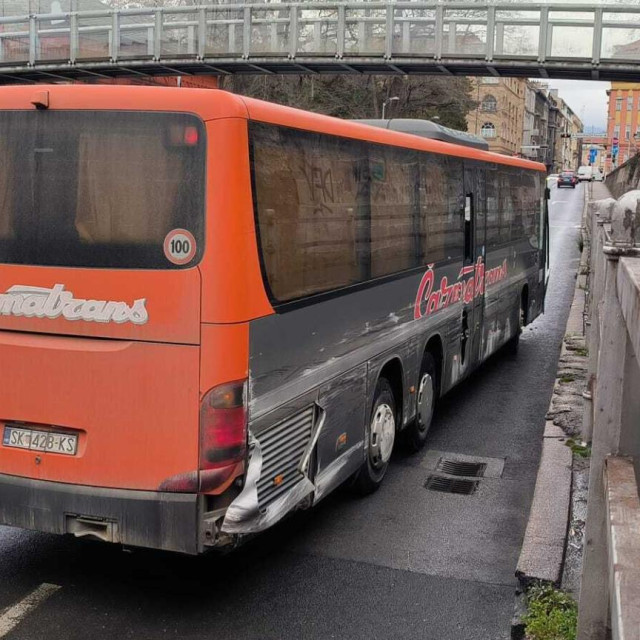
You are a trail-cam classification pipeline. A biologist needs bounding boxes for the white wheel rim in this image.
[370,403,395,468]
[417,373,434,432]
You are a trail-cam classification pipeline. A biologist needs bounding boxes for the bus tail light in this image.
[199,380,247,491]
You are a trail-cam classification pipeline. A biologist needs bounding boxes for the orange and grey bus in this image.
[0,86,548,553]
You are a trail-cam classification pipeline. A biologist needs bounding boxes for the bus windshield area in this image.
[0,111,205,269]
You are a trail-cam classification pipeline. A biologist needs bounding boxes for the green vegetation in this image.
[559,374,576,384]
[523,584,578,640]
[565,438,591,458]
[574,348,588,357]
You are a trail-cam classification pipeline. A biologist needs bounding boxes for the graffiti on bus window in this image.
[299,162,335,216]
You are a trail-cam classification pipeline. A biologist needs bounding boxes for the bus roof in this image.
[0,85,545,172]
[239,94,546,173]
[354,119,490,152]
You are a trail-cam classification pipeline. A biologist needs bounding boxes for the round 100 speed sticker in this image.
[164,229,197,266]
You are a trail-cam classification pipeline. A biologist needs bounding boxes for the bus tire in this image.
[353,377,396,495]
[403,352,437,452]
[507,292,527,354]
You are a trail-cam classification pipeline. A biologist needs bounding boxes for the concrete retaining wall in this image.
[605,155,640,200]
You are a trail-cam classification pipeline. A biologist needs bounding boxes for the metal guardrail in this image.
[578,182,640,640]
[3,3,640,81]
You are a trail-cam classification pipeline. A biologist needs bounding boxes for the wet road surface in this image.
[0,182,584,640]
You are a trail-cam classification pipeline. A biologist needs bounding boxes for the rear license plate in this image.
[2,426,78,456]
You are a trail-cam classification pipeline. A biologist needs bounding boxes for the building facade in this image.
[522,82,537,161]
[466,77,526,156]
[521,81,553,169]
[605,82,640,172]
[580,136,608,174]
[547,89,583,173]
[466,78,582,171]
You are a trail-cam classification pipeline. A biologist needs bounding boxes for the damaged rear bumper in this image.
[0,473,198,554]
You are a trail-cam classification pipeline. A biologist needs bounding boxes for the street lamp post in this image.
[382,96,399,120]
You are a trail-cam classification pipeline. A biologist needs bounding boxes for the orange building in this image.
[606,82,640,171]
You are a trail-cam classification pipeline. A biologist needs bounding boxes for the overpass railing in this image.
[3,3,640,78]
[578,187,640,639]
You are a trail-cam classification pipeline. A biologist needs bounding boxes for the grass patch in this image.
[565,438,591,458]
[574,348,588,357]
[523,584,578,640]
[559,374,576,384]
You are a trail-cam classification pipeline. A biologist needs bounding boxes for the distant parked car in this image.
[546,174,559,189]
[592,169,604,182]
[558,171,578,188]
[577,166,593,182]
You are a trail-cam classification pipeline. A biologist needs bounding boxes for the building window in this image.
[626,125,631,140]
[481,77,499,84]
[614,125,621,139]
[616,97,623,111]
[628,96,634,110]
[480,95,497,112]
[481,122,496,138]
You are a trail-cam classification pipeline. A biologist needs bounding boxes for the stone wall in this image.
[605,154,640,199]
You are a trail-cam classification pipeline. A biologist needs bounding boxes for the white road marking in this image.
[0,583,61,637]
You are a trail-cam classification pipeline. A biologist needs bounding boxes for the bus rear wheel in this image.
[353,377,396,495]
[507,292,527,354]
[403,352,437,452]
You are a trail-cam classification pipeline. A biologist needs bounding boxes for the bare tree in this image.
[221,74,476,131]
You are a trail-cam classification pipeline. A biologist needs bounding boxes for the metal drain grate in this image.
[436,458,487,478]
[424,475,479,495]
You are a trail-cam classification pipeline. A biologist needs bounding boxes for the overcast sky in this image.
[547,80,611,132]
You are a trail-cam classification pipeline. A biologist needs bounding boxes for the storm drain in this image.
[436,458,487,478]
[424,475,479,495]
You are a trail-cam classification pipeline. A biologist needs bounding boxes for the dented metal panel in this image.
[222,432,314,535]
[256,405,315,508]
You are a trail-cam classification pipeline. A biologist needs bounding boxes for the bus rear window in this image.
[0,111,205,269]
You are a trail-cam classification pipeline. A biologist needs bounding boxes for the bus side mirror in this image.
[544,187,551,200]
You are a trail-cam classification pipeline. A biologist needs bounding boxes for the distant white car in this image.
[592,169,604,182]
[546,174,559,188]
[577,166,593,182]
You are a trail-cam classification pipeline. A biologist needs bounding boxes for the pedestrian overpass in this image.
[2,2,640,83]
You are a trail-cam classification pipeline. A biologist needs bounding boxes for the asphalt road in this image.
[0,182,585,640]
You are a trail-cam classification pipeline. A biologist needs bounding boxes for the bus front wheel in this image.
[353,377,396,495]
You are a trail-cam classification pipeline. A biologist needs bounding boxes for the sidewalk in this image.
[512,184,592,637]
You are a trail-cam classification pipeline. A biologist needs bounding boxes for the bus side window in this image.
[369,147,420,278]
[498,168,513,244]
[419,154,446,264]
[486,167,500,248]
[511,169,526,241]
[251,124,365,302]
[445,158,464,261]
